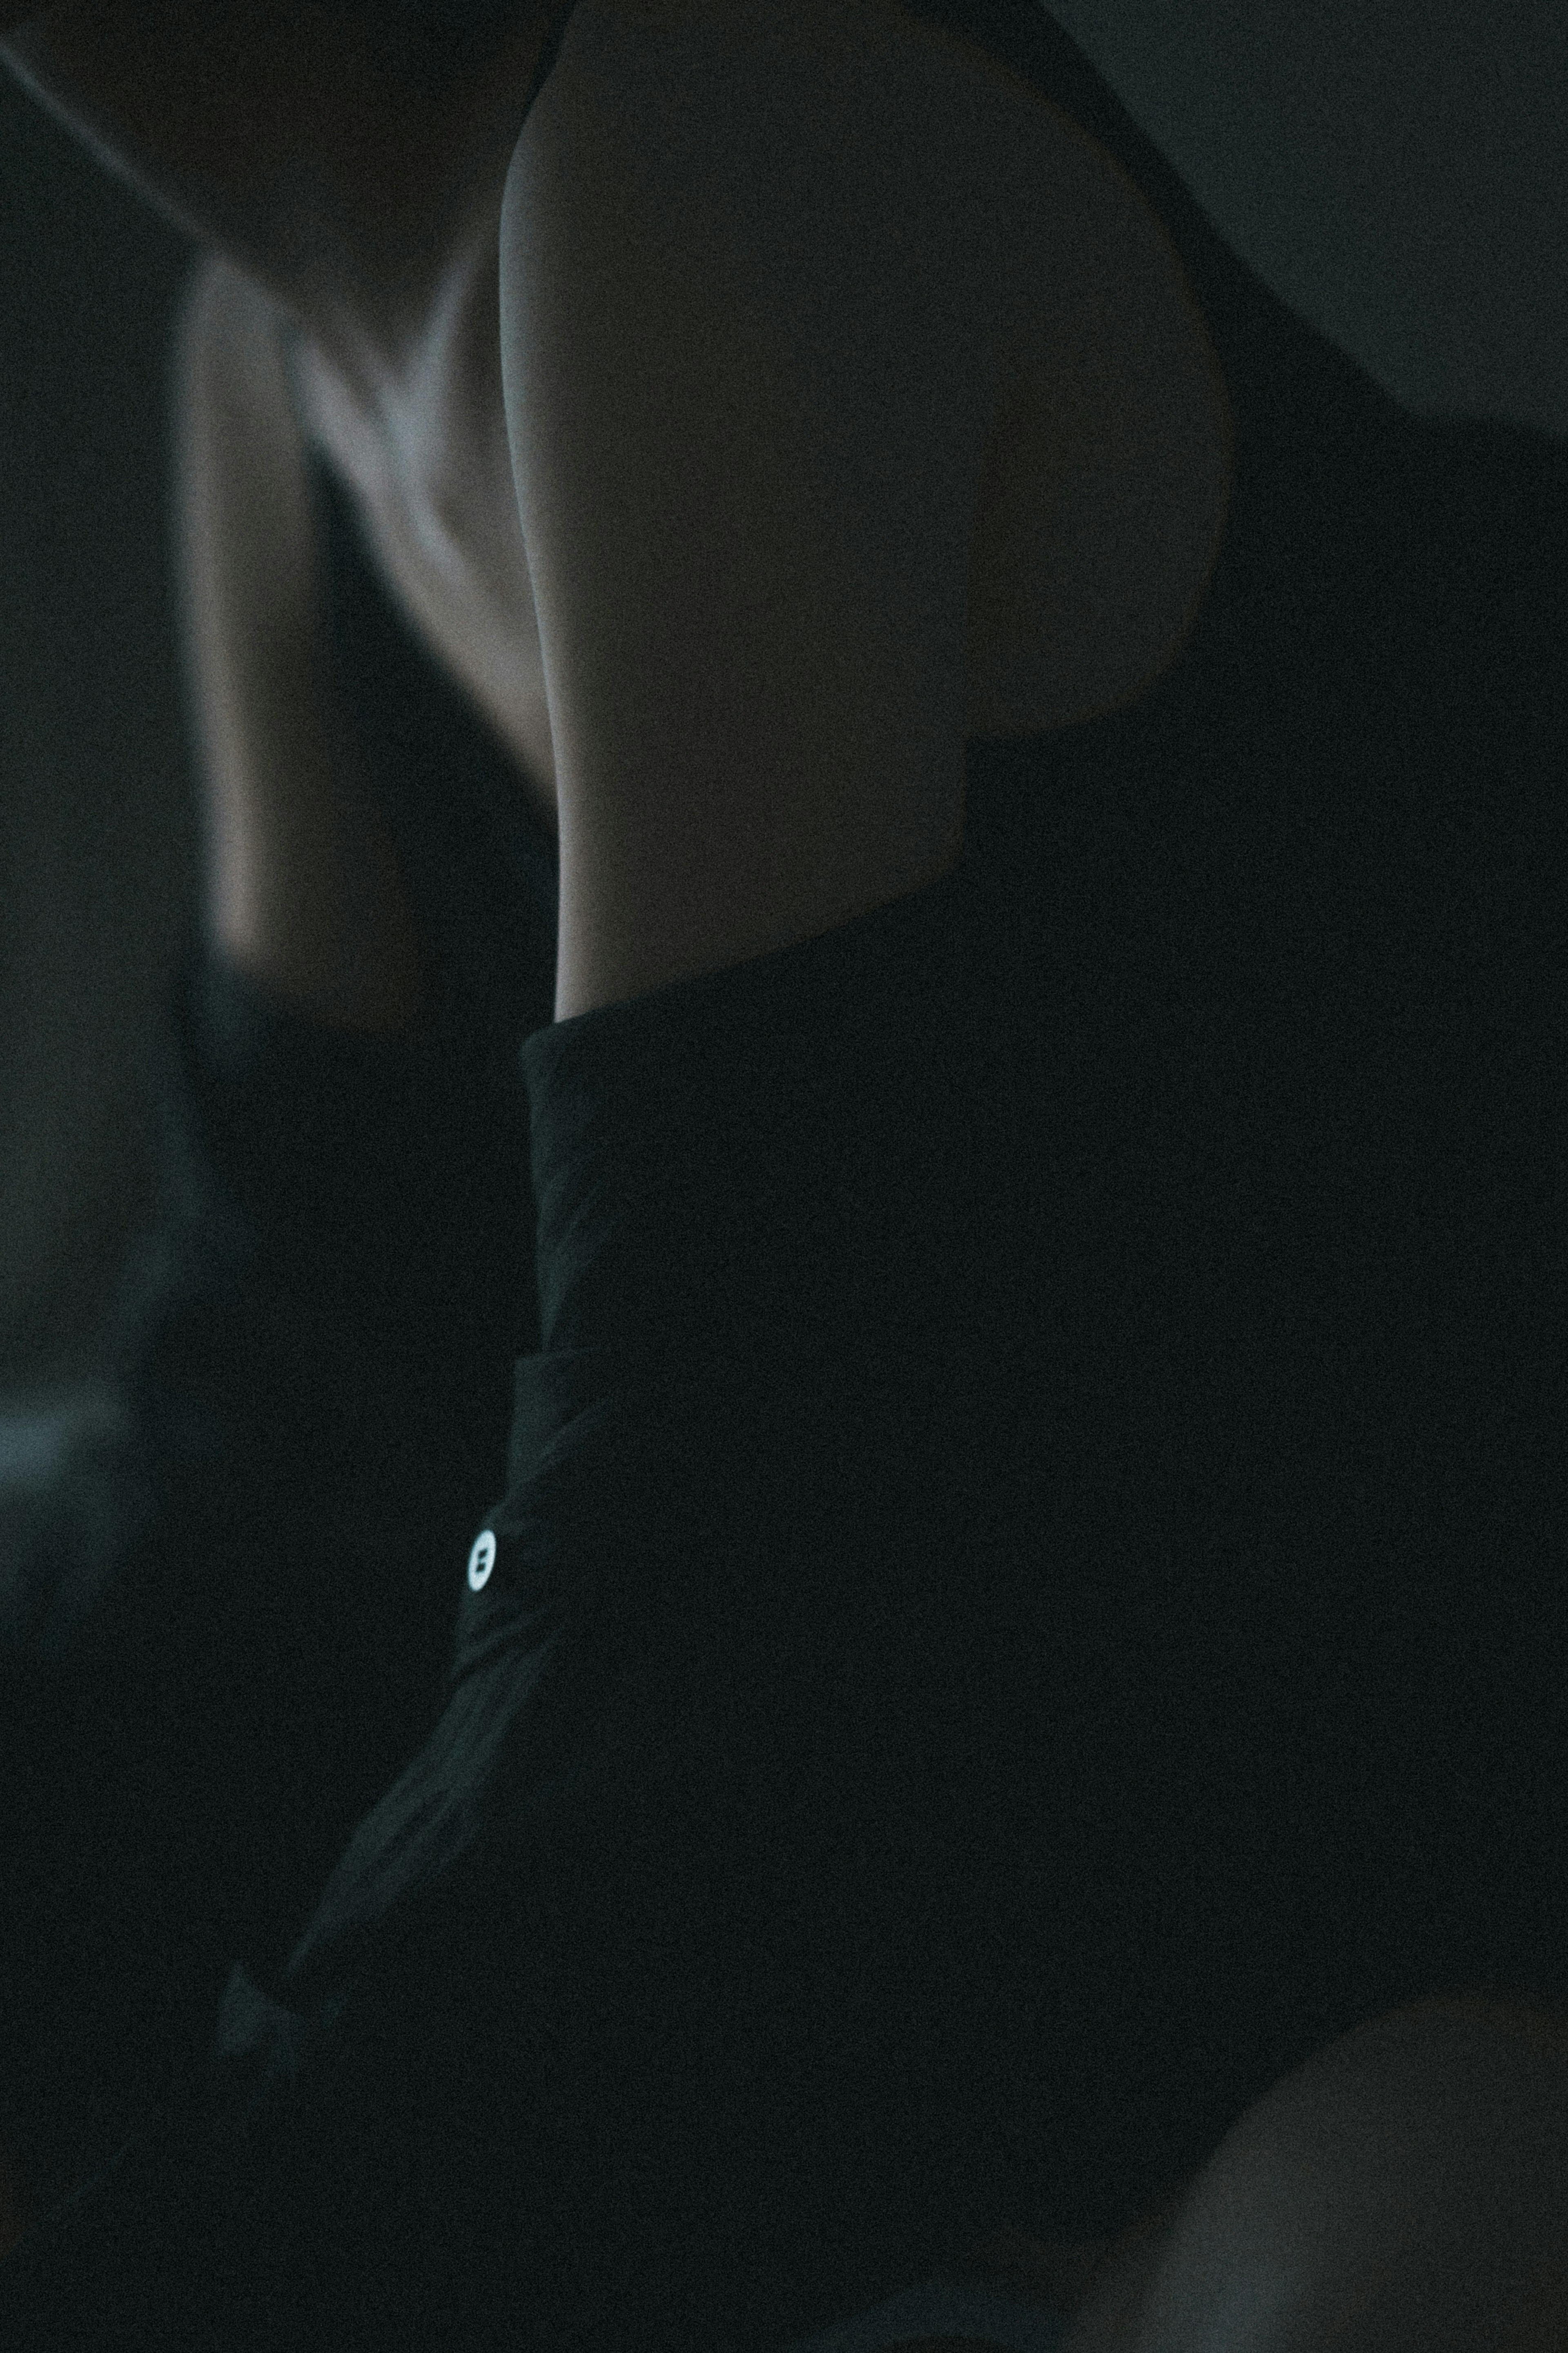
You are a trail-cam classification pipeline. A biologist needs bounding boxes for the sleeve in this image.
[0,844,1076,2353]
[6,919,538,1664]
[0,921,537,2233]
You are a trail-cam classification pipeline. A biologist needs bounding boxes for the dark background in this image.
[0,0,1564,1412]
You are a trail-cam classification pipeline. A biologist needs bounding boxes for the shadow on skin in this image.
[920,1994,1568,2353]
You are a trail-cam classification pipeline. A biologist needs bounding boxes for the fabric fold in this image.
[174,929,537,1370]
[518,845,991,1363]
[168,851,1078,2352]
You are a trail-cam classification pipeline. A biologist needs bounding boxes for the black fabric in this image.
[4,0,1568,2344]
[0,452,557,2220]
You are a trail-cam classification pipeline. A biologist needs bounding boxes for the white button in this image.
[467,1530,497,1591]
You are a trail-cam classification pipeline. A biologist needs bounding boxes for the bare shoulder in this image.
[508,0,1194,338]
[509,0,1057,325]
[509,0,1233,763]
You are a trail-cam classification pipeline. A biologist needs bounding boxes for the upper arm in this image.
[168,253,422,1022]
[168,250,322,755]
[498,0,1006,1017]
